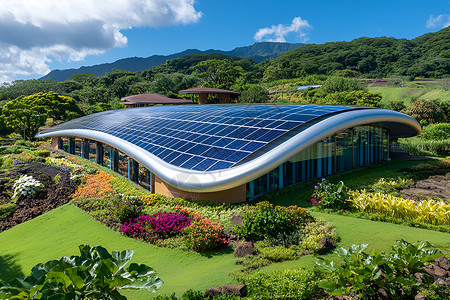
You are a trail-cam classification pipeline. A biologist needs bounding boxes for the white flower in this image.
[12,175,43,200]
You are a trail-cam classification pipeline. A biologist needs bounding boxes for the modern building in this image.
[37,104,420,203]
[120,93,192,108]
[178,87,241,104]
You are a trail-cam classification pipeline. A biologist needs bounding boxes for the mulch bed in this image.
[399,175,450,202]
[0,162,75,232]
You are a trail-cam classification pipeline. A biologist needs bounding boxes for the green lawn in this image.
[368,86,450,106]
[0,203,237,299]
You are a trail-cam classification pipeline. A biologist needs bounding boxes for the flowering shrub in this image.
[311,179,352,210]
[147,211,192,237]
[121,211,192,241]
[71,171,114,200]
[12,175,43,199]
[183,219,227,252]
[121,214,155,241]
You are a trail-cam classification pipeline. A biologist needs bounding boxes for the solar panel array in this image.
[43,105,359,171]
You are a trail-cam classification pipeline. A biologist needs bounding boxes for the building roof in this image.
[121,93,191,104]
[178,87,241,95]
[37,104,420,192]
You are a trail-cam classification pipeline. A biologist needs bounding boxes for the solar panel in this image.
[40,104,360,171]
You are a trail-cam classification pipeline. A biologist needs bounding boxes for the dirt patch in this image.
[399,175,450,202]
[0,162,75,232]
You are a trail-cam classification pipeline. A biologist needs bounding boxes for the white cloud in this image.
[254,17,312,43]
[0,0,202,83]
[426,14,450,29]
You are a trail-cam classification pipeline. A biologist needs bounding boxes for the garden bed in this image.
[0,162,74,232]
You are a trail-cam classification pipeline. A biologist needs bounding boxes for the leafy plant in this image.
[0,203,17,221]
[0,245,163,300]
[234,201,313,241]
[370,177,412,195]
[258,246,296,262]
[232,267,322,300]
[315,240,442,299]
[115,201,143,224]
[350,190,450,226]
[311,179,352,210]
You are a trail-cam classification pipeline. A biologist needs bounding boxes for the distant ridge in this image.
[42,42,304,81]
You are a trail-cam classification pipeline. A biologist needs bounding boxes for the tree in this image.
[30,91,82,121]
[194,59,243,89]
[401,99,446,125]
[2,96,47,140]
[240,86,270,103]
[344,90,382,107]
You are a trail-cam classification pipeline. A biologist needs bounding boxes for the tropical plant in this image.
[315,240,442,299]
[0,245,163,300]
[182,218,227,252]
[350,190,450,226]
[311,179,352,210]
[234,201,313,241]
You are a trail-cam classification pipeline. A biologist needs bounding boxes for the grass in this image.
[368,86,450,106]
[0,203,237,299]
[262,211,450,273]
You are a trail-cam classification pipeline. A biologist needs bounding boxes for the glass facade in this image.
[247,125,390,199]
[57,125,390,198]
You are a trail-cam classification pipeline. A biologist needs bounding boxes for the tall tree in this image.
[2,96,47,140]
[194,59,243,89]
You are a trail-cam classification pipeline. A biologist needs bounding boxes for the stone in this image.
[234,241,256,257]
[318,237,337,254]
[414,294,426,300]
[222,284,247,297]
[376,288,389,300]
[435,256,450,271]
[230,214,243,226]
[204,286,223,297]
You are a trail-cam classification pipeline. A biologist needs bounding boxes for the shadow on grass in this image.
[200,245,234,258]
[0,253,24,281]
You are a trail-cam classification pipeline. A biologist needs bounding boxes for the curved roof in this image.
[178,87,241,95]
[37,104,420,192]
[121,93,191,104]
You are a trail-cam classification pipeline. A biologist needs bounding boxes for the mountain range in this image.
[41,42,304,81]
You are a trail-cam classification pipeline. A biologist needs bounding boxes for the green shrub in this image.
[311,179,352,210]
[296,218,340,254]
[0,245,163,299]
[0,202,16,221]
[421,123,450,140]
[258,246,296,262]
[234,201,313,241]
[398,137,450,156]
[114,200,143,224]
[33,150,51,157]
[370,177,413,194]
[316,240,442,299]
[233,267,322,300]
[53,174,61,185]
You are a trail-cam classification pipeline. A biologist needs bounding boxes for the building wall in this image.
[154,175,246,203]
[51,124,390,203]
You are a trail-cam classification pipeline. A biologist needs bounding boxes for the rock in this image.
[225,230,240,247]
[377,287,389,300]
[204,286,223,297]
[222,284,247,297]
[435,256,450,271]
[230,214,243,226]
[234,241,256,257]
[318,237,337,254]
[414,294,426,300]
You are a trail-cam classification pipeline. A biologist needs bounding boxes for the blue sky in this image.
[1,0,449,82]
